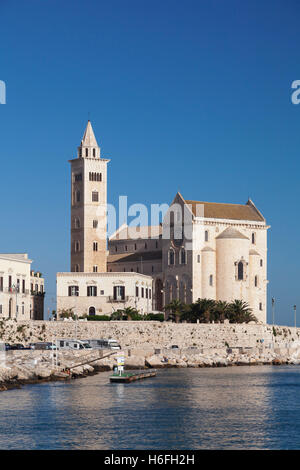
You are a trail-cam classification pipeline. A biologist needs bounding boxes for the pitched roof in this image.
[184,199,265,222]
[109,224,162,241]
[107,250,162,264]
[80,120,98,147]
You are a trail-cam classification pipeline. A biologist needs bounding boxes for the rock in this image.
[145,355,165,368]
[124,356,145,368]
[175,359,187,367]
[70,366,84,376]
[33,367,51,379]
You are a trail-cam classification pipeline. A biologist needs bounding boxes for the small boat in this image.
[110,370,156,383]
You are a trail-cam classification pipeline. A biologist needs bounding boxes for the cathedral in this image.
[56,121,268,323]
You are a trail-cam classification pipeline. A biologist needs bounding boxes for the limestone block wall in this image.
[0,320,299,350]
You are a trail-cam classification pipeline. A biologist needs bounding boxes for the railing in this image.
[3,287,30,295]
[108,296,129,303]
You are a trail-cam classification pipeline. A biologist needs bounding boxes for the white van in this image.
[56,339,92,351]
[83,339,121,350]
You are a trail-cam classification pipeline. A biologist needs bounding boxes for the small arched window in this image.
[85,148,88,157]
[252,233,256,244]
[205,230,209,242]
[180,248,186,264]
[74,217,80,229]
[93,148,96,157]
[254,275,258,287]
[169,249,175,265]
[238,261,244,280]
[209,275,213,286]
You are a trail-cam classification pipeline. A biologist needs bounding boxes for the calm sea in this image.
[0,366,300,450]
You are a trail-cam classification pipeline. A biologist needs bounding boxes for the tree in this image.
[59,308,74,319]
[110,309,124,321]
[122,307,141,321]
[164,299,184,323]
[212,301,230,323]
[227,300,257,323]
[181,298,215,323]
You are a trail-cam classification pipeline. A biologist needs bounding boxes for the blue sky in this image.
[0,0,299,324]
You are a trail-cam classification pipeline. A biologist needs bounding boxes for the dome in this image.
[216,227,249,240]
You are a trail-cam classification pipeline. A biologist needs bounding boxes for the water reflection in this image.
[0,367,300,449]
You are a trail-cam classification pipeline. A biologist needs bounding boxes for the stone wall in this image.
[0,320,300,350]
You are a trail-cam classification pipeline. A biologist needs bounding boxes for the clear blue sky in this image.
[0,0,299,325]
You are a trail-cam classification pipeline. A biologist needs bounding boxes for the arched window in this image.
[254,275,258,287]
[74,217,80,229]
[85,148,88,157]
[169,249,175,265]
[238,261,244,280]
[93,242,98,252]
[75,191,80,203]
[74,241,80,252]
[180,248,186,264]
[74,264,79,272]
[93,148,96,157]
[252,233,256,244]
[205,230,209,242]
[209,274,213,286]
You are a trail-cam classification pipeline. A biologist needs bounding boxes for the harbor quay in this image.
[1,320,300,391]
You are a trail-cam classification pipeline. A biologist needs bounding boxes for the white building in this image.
[0,254,32,319]
[57,272,153,316]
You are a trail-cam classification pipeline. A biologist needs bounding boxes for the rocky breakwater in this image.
[1,344,300,392]
[125,344,300,369]
[0,349,115,392]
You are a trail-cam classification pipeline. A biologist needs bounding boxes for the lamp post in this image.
[272,297,275,326]
[294,305,297,329]
[12,284,19,320]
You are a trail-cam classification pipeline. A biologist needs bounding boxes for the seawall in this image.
[0,320,299,350]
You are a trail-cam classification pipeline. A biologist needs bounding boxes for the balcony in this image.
[108,296,129,303]
[4,287,30,295]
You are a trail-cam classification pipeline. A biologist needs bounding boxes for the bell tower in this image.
[69,121,110,273]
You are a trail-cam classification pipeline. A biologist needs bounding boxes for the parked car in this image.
[83,339,121,350]
[9,343,26,350]
[31,342,56,350]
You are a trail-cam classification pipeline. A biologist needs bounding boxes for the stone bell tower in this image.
[69,121,110,273]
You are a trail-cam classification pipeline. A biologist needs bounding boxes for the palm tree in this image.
[227,300,257,323]
[181,298,215,323]
[164,299,184,323]
[122,307,140,321]
[212,300,230,323]
[110,309,124,321]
